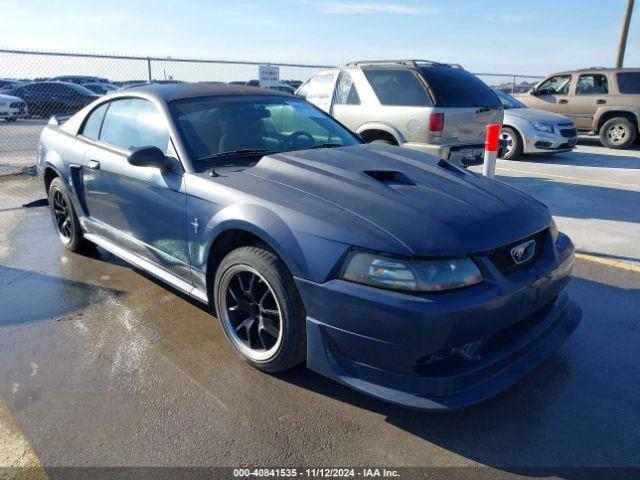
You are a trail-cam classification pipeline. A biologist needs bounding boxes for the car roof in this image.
[551,67,640,75]
[119,82,295,102]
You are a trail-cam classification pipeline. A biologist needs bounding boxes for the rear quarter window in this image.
[617,72,640,94]
[419,67,501,108]
[296,73,336,105]
[363,69,431,106]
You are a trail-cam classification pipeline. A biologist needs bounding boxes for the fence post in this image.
[512,75,516,94]
[147,57,152,83]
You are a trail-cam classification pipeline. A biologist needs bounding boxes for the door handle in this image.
[558,99,568,104]
[87,160,100,170]
[596,99,606,104]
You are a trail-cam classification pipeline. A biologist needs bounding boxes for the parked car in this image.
[514,68,640,149]
[494,90,577,160]
[50,75,112,85]
[3,81,99,118]
[0,93,28,121]
[83,83,119,95]
[37,83,580,411]
[266,82,296,94]
[240,80,300,94]
[283,79,303,89]
[296,59,503,167]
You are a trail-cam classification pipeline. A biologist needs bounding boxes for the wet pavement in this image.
[0,151,639,475]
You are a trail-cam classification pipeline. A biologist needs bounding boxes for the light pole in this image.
[616,0,635,69]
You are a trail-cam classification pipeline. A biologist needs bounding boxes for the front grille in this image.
[483,229,547,275]
[560,128,577,138]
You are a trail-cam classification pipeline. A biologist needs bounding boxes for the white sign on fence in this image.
[259,65,280,87]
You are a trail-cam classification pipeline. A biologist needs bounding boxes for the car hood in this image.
[505,107,573,124]
[0,94,23,102]
[247,144,550,256]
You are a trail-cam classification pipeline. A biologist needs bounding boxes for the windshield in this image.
[66,83,96,95]
[493,89,526,109]
[170,95,361,169]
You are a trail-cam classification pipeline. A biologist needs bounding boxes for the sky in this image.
[2,0,639,79]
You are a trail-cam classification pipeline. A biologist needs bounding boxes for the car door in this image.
[79,97,191,281]
[58,84,85,113]
[570,73,610,130]
[527,74,572,115]
[46,83,70,115]
[13,84,45,116]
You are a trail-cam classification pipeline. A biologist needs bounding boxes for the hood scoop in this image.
[364,170,415,186]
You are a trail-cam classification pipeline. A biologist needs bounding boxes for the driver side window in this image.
[99,98,170,153]
[538,75,572,95]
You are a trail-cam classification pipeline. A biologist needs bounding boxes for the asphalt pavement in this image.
[0,141,638,477]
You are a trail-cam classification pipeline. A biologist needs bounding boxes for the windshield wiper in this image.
[197,149,272,162]
[308,143,342,149]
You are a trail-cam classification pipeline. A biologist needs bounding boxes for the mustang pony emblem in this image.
[510,239,536,264]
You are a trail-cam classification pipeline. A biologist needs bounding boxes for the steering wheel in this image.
[285,131,315,150]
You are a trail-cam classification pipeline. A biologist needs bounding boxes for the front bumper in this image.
[297,232,581,411]
[522,129,577,154]
[0,104,28,119]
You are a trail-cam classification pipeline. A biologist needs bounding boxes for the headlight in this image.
[533,122,554,133]
[550,218,559,243]
[340,251,483,292]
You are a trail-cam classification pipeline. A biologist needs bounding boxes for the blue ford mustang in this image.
[38,83,581,410]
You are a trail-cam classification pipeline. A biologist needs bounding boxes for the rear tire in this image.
[500,127,522,160]
[213,244,306,373]
[369,139,393,145]
[48,177,90,252]
[599,117,637,149]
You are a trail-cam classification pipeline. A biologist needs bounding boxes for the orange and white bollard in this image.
[482,124,500,179]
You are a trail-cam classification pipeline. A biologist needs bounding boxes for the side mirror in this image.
[530,87,539,96]
[127,146,174,170]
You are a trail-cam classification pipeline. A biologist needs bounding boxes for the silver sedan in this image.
[494,90,578,160]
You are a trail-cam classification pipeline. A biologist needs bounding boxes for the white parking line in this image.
[576,253,640,273]
[497,166,640,191]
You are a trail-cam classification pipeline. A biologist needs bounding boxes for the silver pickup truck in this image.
[296,59,503,167]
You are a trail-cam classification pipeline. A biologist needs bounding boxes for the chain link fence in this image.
[475,73,545,94]
[0,48,544,175]
[0,49,331,175]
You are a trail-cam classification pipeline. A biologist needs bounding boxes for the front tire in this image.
[48,177,89,252]
[214,244,306,373]
[499,127,522,160]
[599,117,637,149]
